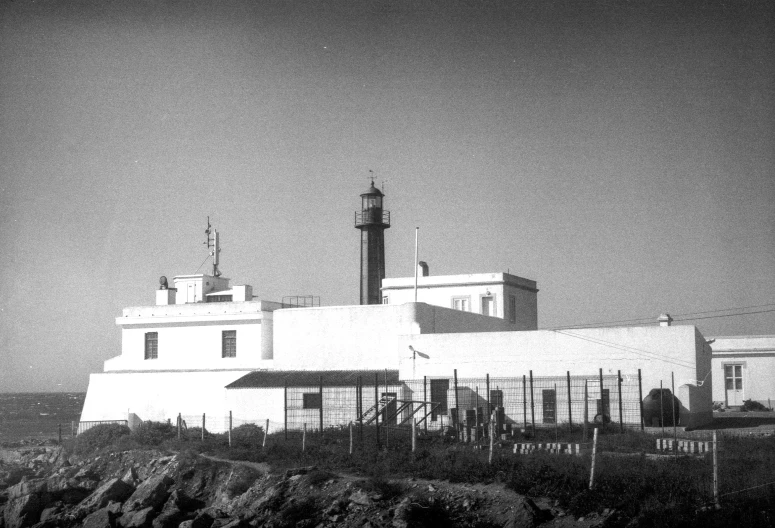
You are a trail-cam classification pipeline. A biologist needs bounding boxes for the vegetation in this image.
[70,423,130,455]
[68,421,775,527]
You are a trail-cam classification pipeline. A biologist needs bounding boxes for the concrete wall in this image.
[108,300,280,371]
[381,273,538,330]
[80,370,255,432]
[271,302,516,371]
[710,335,775,406]
[394,325,713,427]
[225,388,286,432]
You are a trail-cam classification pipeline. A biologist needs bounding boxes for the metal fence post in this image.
[567,371,573,432]
[423,375,428,434]
[583,381,588,442]
[177,413,181,440]
[618,370,624,433]
[454,368,460,441]
[202,413,205,441]
[522,374,527,434]
[529,370,535,438]
[284,384,288,440]
[638,369,644,430]
[599,368,605,422]
[671,372,677,452]
[229,411,232,447]
[486,373,491,430]
[375,372,380,450]
[319,375,324,435]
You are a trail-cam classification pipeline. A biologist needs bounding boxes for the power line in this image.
[542,302,775,331]
[673,308,775,323]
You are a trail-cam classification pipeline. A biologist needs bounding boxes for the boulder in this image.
[503,497,543,528]
[3,479,48,528]
[118,506,156,528]
[81,506,115,528]
[150,507,187,528]
[178,512,213,528]
[78,478,135,514]
[122,475,173,513]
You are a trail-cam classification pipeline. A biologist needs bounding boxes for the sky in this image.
[1,0,773,392]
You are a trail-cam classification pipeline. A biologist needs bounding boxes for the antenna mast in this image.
[204,216,221,277]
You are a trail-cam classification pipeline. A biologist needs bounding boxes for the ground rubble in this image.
[0,447,623,528]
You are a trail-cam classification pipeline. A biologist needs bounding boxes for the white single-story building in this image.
[709,335,775,409]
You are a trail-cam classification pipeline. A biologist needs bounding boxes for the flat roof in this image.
[382,272,537,292]
[226,369,400,389]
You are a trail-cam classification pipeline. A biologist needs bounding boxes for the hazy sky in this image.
[1,0,773,392]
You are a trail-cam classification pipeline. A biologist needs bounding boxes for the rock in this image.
[38,505,61,522]
[503,497,543,528]
[392,497,411,528]
[179,512,213,528]
[7,479,47,500]
[211,519,245,528]
[3,493,44,528]
[78,478,135,514]
[119,506,156,528]
[150,507,188,528]
[122,468,139,486]
[162,489,202,514]
[122,475,173,513]
[349,490,372,507]
[283,466,317,479]
[81,506,115,528]
[427,484,436,493]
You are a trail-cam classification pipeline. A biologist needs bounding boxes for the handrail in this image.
[354,210,390,227]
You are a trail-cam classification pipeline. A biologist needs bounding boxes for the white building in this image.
[709,335,775,408]
[381,267,538,331]
[80,273,282,430]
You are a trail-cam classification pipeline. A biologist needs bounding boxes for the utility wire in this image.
[194,253,211,274]
[543,302,775,331]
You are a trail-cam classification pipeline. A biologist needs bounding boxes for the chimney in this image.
[658,313,673,327]
[418,261,429,277]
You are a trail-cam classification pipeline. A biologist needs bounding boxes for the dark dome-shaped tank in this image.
[642,388,681,427]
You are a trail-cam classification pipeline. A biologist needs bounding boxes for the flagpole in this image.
[414,227,419,302]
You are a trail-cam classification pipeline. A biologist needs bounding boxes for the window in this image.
[509,295,517,323]
[222,330,237,358]
[144,332,158,360]
[452,297,470,312]
[382,296,389,304]
[303,393,322,409]
[725,365,743,390]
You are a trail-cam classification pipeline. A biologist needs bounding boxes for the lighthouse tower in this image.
[355,181,391,305]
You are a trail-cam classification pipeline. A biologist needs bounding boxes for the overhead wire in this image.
[542,302,775,331]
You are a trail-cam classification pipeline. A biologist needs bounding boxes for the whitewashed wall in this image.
[395,325,713,427]
[80,370,255,432]
[710,335,775,406]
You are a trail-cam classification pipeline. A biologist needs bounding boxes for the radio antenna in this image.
[203,216,221,277]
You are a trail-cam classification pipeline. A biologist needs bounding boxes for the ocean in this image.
[0,392,85,444]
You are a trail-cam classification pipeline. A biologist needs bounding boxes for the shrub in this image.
[355,475,404,500]
[230,423,265,449]
[132,421,177,446]
[741,399,770,412]
[73,423,131,455]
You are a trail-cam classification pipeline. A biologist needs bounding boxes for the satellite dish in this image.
[159,276,168,290]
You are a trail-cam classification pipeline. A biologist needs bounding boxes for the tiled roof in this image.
[226,369,400,389]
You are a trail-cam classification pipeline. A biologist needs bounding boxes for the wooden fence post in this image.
[618,370,624,433]
[589,427,598,490]
[202,414,205,441]
[713,430,720,509]
[263,419,269,448]
[228,411,232,447]
[303,423,306,452]
[488,411,495,464]
[349,422,353,455]
[638,369,644,431]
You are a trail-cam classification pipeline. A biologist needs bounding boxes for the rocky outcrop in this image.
[3,479,48,528]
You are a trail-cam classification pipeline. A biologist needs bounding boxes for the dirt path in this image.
[199,453,271,474]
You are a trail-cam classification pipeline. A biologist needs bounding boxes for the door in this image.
[187,283,196,303]
[724,365,744,406]
[542,389,556,424]
[481,296,494,316]
[430,379,449,421]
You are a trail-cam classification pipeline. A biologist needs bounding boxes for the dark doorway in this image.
[430,379,449,421]
[381,392,397,424]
